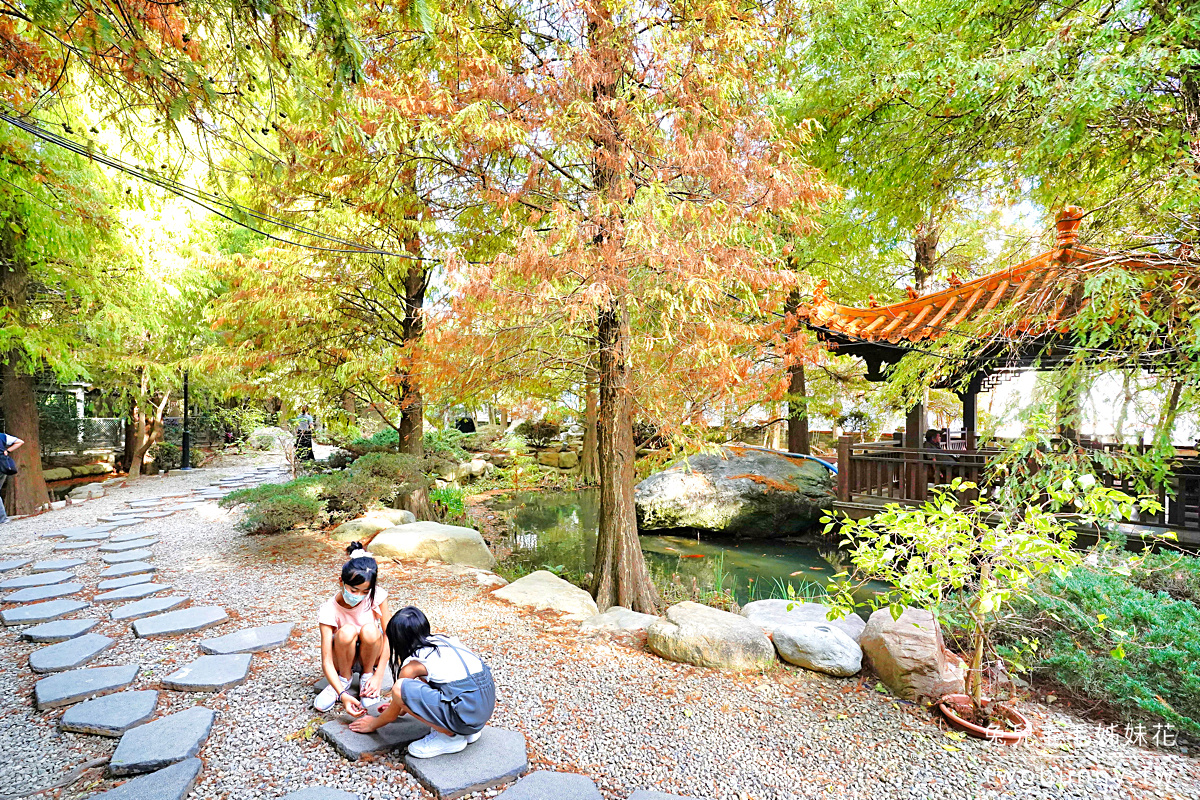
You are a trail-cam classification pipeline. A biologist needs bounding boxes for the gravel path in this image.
[0,456,1197,800]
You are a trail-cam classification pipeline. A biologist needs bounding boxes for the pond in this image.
[490,489,885,609]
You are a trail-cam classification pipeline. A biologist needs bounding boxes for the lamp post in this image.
[181,369,192,471]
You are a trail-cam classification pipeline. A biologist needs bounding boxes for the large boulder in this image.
[741,599,866,643]
[859,608,966,703]
[71,463,114,477]
[581,606,660,635]
[329,509,416,543]
[492,571,598,620]
[42,467,73,482]
[773,622,862,677]
[67,483,105,501]
[634,447,833,537]
[647,602,775,672]
[368,522,496,569]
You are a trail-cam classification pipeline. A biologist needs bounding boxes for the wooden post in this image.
[959,389,977,437]
[837,435,851,502]
[905,401,926,502]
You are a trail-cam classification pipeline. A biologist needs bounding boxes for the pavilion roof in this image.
[795,207,1186,346]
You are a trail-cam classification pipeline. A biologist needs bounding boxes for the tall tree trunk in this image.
[127,389,169,480]
[592,297,659,613]
[787,360,811,454]
[580,371,600,483]
[397,238,427,456]
[1156,378,1183,448]
[913,217,940,292]
[1,354,50,514]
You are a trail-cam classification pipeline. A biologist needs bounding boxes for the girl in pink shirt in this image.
[314,542,392,715]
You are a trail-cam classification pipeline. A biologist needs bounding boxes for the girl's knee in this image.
[334,624,361,644]
[360,623,382,644]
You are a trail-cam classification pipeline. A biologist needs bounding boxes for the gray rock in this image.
[29,633,115,673]
[740,599,867,643]
[199,622,294,655]
[161,654,252,692]
[580,607,660,634]
[0,569,75,589]
[109,531,159,544]
[646,602,775,672]
[4,582,85,603]
[492,772,598,800]
[0,557,32,572]
[54,541,102,551]
[100,561,156,579]
[102,549,155,564]
[60,690,159,737]
[627,793,704,800]
[773,622,863,676]
[368,522,497,569]
[65,531,113,541]
[30,558,85,573]
[35,664,139,709]
[138,510,175,519]
[99,574,154,591]
[279,789,359,800]
[1,599,90,626]
[133,606,227,638]
[98,515,144,524]
[109,706,215,776]
[634,447,834,537]
[406,727,529,799]
[40,527,91,539]
[96,583,173,603]
[319,717,430,761]
[111,595,189,621]
[492,571,598,620]
[87,758,202,800]
[22,617,100,642]
[101,538,160,552]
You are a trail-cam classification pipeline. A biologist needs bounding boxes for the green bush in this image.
[423,428,471,461]
[514,419,560,446]
[1130,550,1200,605]
[240,492,326,535]
[996,565,1200,734]
[430,486,466,522]
[346,427,401,454]
[149,441,181,471]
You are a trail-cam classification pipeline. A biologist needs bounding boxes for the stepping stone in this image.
[23,617,100,642]
[492,773,599,800]
[85,524,122,533]
[35,664,139,708]
[627,792,704,800]
[109,706,215,776]
[133,606,227,638]
[87,758,202,800]
[111,595,188,621]
[99,573,154,590]
[108,518,144,527]
[54,541,101,551]
[97,516,144,524]
[109,509,148,517]
[0,569,75,589]
[4,582,84,603]
[405,727,529,799]
[96,583,172,603]
[138,510,175,519]
[30,633,115,673]
[111,530,158,543]
[40,527,91,539]
[162,653,252,691]
[102,549,155,564]
[60,690,158,737]
[161,491,194,498]
[100,561,156,579]
[30,558,85,573]
[2,599,90,626]
[200,622,294,655]
[64,531,112,541]
[100,538,159,552]
[281,790,359,800]
[0,558,32,574]
[319,717,430,761]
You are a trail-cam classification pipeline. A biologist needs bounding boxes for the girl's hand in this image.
[340,692,365,717]
[363,672,383,699]
[348,714,380,733]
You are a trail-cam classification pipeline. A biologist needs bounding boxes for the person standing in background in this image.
[0,431,25,524]
[296,406,316,461]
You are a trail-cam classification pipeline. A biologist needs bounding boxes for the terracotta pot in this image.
[938,693,1032,744]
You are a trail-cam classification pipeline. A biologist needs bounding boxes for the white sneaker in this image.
[407,730,468,759]
[313,676,350,712]
[466,731,483,744]
[359,672,375,699]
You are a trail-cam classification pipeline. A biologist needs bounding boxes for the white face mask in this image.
[342,587,367,607]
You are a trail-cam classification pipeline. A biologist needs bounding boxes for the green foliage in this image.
[423,428,470,462]
[996,565,1200,734]
[239,492,328,536]
[346,428,400,454]
[149,441,182,471]
[514,419,560,447]
[430,486,466,523]
[1129,551,1200,606]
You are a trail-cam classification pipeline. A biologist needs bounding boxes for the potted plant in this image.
[824,473,1151,742]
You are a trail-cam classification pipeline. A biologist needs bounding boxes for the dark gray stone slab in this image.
[627,792,705,800]
[40,527,91,539]
[99,574,153,591]
[64,531,112,541]
[137,511,175,519]
[87,758,202,800]
[30,633,115,673]
[85,524,122,533]
[133,606,227,638]
[23,617,100,642]
[280,790,359,800]
[100,538,159,552]
[161,654,251,692]
[406,728,529,799]
[111,530,158,543]
[101,549,155,565]
[110,509,148,517]
[2,598,89,626]
[96,583,172,603]
[98,516,144,524]
[319,717,430,761]
[109,706,215,776]
[111,595,189,621]
[35,664,139,709]
[4,582,85,603]
[0,569,75,589]
[54,541,101,551]
[60,690,159,737]
[100,562,156,579]
[492,773,599,800]
[108,519,144,528]
[0,557,32,572]
[200,622,294,655]
[31,558,86,573]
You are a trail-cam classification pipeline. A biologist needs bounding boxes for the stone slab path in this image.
[132,605,228,637]
[100,537,159,552]
[95,582,173,603]
[101,548,156,564]
[30,558,85,573]
[161,653,252,692]
[100,561,156,579]
[319,717,430,761]
[492,772,601,800]
[199,621,294,654]
[3,581,85,603]
[60,690,159,737]
[109,530,159,543]
[0,569,75,589]
[404,727,529,799]
[2,598,90,626]
[111,595,189,621]
[34,664,139,709]
[89,757,202,800]
[21,617,99,642]
[53,541,101,551]
[98,573,153,590]
[63,531,112,541]
[109,706,215,776]
[28,632,114,673]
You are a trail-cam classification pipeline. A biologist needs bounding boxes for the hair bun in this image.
[349,548,371,560]
[345,541,365,555]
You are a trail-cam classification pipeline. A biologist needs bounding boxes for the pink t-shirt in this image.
[317,588,388,632]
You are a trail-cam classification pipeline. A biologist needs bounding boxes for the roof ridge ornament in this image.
[1055,206,1084,248]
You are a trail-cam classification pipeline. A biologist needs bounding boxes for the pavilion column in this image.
[905,400,927,502]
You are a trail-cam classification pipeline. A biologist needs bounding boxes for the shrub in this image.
[430,486,467,523]
[1130,550,1200,605]
[346,427,401,454]
[240,492,326,535]
[423,428,471,462]
[149,441,181,471]
[514,419,560,446]
[326,447,356,470]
